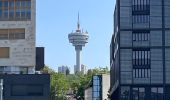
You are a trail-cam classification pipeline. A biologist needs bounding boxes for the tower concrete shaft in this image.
[75,46,82,72]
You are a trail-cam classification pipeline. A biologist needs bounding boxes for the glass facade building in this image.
[110,0,170,100]
[85,74,110,100]
[92,75,102,100]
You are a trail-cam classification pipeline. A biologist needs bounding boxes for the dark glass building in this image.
[110,0,170,100]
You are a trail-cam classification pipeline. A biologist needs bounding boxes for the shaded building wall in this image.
[0,74,50,100]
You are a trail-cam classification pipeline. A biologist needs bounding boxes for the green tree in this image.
[41,66,69,100]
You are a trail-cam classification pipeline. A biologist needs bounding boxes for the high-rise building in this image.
[0,0,35,74]
[58,65,70,74]
[0,1,50,100]
[110,0,170,100]
[68,14,89,73]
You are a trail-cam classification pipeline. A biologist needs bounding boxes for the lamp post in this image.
[0,79,3,100]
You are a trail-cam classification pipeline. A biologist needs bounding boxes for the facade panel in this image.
[165,48,170,60]
[165,6,170,16]
[151,61,163,71]
[120,49,132,61]
[120,61,132,71]
[165,31,170,46]
[165,61,170,71]
[166,71,170,83]
[133,23,150,29]
[151,49,162,61]
[120,31,132,47]
[165,17,170,28]
[164,0,170,5]
[150,31,162,46]
[120,0,131,6]
[150,5,162,17]
[150,17,162,28]
[120,17,132,29]
[151,71,163,84]
[120,7,131,17]
[121,71,132,84]
[133,78,150,84]
[150,0,162,5]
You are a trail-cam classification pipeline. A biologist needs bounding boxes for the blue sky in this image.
[36,0,115,72]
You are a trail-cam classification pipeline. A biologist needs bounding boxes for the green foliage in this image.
[42,65,109,100]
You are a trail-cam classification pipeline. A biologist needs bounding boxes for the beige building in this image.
[0,0,36,74]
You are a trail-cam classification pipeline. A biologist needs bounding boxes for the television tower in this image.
[68,14,89,73]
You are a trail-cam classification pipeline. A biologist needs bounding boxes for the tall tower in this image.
[68,14,89,73]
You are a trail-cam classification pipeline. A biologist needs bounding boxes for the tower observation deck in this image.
[68,14,89,73]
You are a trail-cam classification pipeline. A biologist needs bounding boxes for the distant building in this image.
[84,74,110,100]
[58,66,70,74]
[110,0,170,100]
[81,64,87,74]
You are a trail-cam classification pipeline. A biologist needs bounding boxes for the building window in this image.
[132,0,150,14]
[11,84,43,96]
[132,15,149,23]
[0,47,9,58]
[121,87,130,100]
[151,87,163,100]
[132,87,145,100]
[92,75,101,100]
[0,66,6,74]
[133,31,150,41]
[132,0,150,24]
[20,67,28,74]
[133,49,150,68]
[0,0,31,21]
[133,68,150,78]
[0,29,25,40]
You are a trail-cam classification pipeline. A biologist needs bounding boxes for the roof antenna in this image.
[76,12,81,32]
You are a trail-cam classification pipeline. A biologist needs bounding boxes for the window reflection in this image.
[92,75,101,100]
[0,0,31,21]
[151,87,163,100]
[121,86,130,100]
[132,87,145,100]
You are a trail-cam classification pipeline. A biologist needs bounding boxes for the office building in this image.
[58,65,69,74]
[110,0,170,100]
[84,74,110,100]
[0,0,35,74]
[0,0,50,100]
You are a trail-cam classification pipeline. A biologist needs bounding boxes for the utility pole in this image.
[0,79,3,100]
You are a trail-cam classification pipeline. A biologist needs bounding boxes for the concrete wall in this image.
[0,0,36,72]
[84,87,92,100]
[102,74,110,100]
